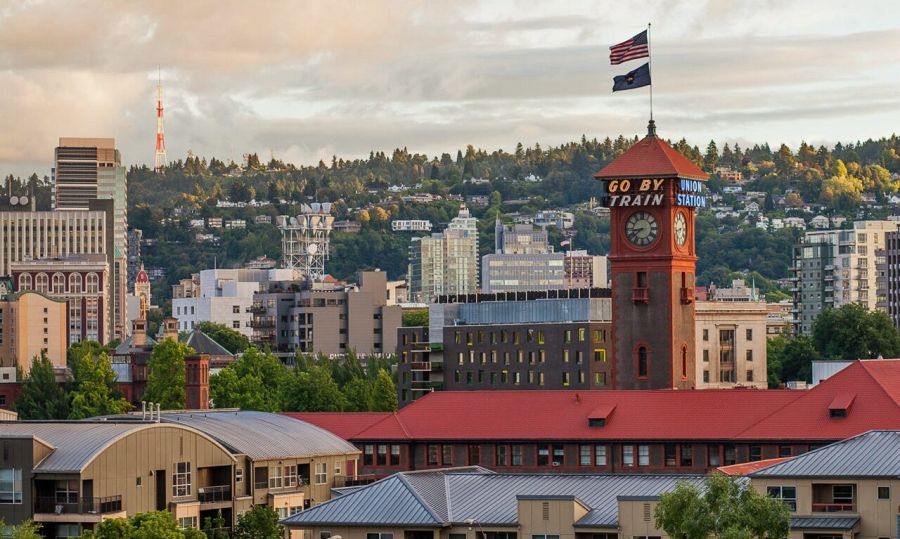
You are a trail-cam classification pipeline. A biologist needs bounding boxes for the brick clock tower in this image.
[594,121,708,390]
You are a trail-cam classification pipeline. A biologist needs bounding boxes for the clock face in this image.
[674,212,687,247]
[625,211,658,247]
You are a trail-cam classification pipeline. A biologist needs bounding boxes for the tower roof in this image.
[594,121,708,181]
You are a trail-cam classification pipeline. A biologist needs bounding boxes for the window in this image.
[35,272,49,293]
[538,446,550,466]
[173,462,192,497]
[364,445,374,465]
[766,486,797,511]
[322,533,333,539]
[724,445,737,466]
[680,445,693,467]
[56,524,81,538]
[579,445,591,466]
[178,516,198,529]
[746,328,753,340]
[269,465,284,488]
[595,445,607,466]
[315,462,327,484]
[636,271,647,288]
[17,273,31,291]
[367,533,394,539]
[749,445,762,461]
[235,469,243,483]
[876,486,890,500]
[0,469,21,504]
[55,479,78,504]
[594,349,606,363]
[233,320,240,329]
[703,349,709,362]
[137,476,143,487]
[832,485,854,506]
[746,349,753,362]
[553,446,564,465]
[442,445,453,465]
[778,446,792,458]
[665,445,676,466]
[578,327,586,341]
[496,445,508,466]
[335,461,342,476]
[511,445,523,466]
[532,535,559,539]
[427,444,439,465]
[623,446,634,467]
[637,346,648,377]
[233,305,240,313]
[390,445,401,466]
[638,445,650,466]
[377,444,388,465]
[285,465,298,487]
[708,447,721,467]
[52,273,65,294]
[746,369,754,382]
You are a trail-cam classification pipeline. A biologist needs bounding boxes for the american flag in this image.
[609,30,649,65]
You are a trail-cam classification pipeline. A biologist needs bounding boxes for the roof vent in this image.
[828,394,855,418]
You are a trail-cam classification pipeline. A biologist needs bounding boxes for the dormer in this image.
[828,394,855,418]
[588,404,616,427]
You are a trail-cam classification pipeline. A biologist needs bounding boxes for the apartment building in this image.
[172,268,297,337]
[0,411,361,536]
[695,300,768,389]
[10,255,109,345]
[792,220,898,334]
[0,291,67,371]
[750,430,900,539]
[249,271,402,357]
[877,230,900,327]
[564,250,609,288]
[408,207,478,302]
[482,222,565,293]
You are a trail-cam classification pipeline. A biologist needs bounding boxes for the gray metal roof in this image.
[182,330,233,357]
[751,430,900,478]
[0,422,193,473]
[161,410,358,460]
[790,517,860,530]
[283,469,707,529]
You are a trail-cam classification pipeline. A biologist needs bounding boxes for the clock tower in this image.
[594,121,708,389]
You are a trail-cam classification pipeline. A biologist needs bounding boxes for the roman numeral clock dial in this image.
[625,211,658,247]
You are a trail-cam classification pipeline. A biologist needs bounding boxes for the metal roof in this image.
[182,330,233,357]
[751,430,900,478]
[790,517,860,530]
[282,469,707,529]
[0,422,218,473]
[161,410,358,460]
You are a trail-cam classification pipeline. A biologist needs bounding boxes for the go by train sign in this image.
[601,178,707,208]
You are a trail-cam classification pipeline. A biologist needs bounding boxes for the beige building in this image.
[408,207,479,302]
[0,411,361,536]
[0,291,68,370]
[695,300,768,388]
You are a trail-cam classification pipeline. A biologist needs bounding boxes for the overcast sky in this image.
[2,0,900,176]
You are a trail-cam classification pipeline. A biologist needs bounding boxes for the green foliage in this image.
[210,347,289,411]
[195,321,251,354]
[233,505,283,539]
[13,353,68,420]
[144,338,193,409]
[68,351,130,419]
[342,377,374,411]
[402,309,428,327]
[655,474,790,539]
[767,335,818,386]
[0,519,42,539]
[202,511,229,539]
[811,303,900,361]
[284,365,348,411]
[371,369,399,411]
[86,511,203,538]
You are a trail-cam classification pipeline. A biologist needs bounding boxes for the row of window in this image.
[362,445,402,466]
[450,368,606,387]
[18,272,100,294]
[454,349,608,366]
[702,328,754,341]
[453,328,606,346]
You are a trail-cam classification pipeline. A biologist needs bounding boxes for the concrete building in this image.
[10,255,108,345]
[564,250,609,289]
[408,207,478,302]
[0,411,361,535]
[0,291,68,371]
[53,138,128,340]
[791,220,898,334]
[767,300,794,338]
[695,300,768,388]
[877,229,900,327]
[482,222,565,293]
[172,268,298,337]
[391,220,432,232]
[533,210,574,229]
[249,271,402,358]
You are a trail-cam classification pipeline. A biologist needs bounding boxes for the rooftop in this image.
[750,430,900,478]
[593,122,708,181]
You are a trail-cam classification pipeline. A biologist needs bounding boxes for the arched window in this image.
[35,273,49,293]
[637,346,648,378]
[69,273,82,294]
[86,273,99,294]
[18,273,32,291]
[52,273,66,294]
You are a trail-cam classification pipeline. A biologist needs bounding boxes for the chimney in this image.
[162,317,179,341]
[132,319,148,347]
[184,354,210,410]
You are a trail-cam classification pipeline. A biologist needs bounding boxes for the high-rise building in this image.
[482,221,565,293]
[878,230,900,326]
[408,207,478,302]
[791,220,897,334]
[52,138,128,339]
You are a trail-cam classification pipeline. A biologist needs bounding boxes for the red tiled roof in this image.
[717,457,793,476]
[289,360,900,444]
[594,128,708,181]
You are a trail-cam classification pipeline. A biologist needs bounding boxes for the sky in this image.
[2,0,900,176]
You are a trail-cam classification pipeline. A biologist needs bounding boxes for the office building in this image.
[172,268,298,337]
[10,255,109,345]
[482,222,565,293]
[0,291,67,371]
[695,300,768,388]
[791,220,897,334]
[408,207,478,302]
[249,271,401,357]
[564,250,609,288]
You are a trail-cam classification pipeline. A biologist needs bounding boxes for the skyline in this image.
[2,0,900,176]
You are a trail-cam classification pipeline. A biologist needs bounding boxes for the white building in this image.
[533,210,574,229]
[171,267,298,337]
[392,220,433,232]
[407,207,479,302]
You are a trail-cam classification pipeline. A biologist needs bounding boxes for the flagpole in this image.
[648,22,653,122]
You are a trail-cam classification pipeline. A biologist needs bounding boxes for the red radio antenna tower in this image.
[154,68,167,173]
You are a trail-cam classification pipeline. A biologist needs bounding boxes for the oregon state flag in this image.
[612,63,651,92]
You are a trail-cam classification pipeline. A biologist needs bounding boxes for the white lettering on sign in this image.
[606,193,665,207]
[607,179,665,193]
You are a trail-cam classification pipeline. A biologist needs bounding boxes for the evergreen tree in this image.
[703,140,719,170]
[143,339,192,409]
[14,354,68,420]
[371,369,398,411]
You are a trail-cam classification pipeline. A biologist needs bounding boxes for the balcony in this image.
[632,287,649,304]
[198,485,232,504]
[35,495,122,516]
[410,361,432,371]
[246,304,267,315]
[811,502,856,513]
[333,475,377,488]
[249,317,275,329]
[812,484,855,513]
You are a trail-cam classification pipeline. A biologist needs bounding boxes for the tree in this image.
[195,321,250,354]
[210,348,289,411]
[812,303,900,361]
[371,369,398,411]
[342,377,373,411]
[704,140,719,171]
[283,365,347,411]
[68,351,130,419]
[402,309,428,327]
[144,339,193,409]
[233,504,283,539]
[14,354,68,420]
[655,474,790,539]
[87,511,203,538]
[202,510,230,539]
[0,519,42,539]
